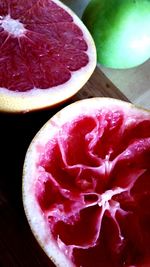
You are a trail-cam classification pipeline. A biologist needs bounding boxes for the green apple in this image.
[82,0,150,69]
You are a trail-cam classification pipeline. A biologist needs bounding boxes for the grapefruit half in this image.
[0,0,96,113]
[23,97,150,267]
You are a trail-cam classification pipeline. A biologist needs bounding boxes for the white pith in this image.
[22,97,150,267]
[0,0,96,113]
[0,14,26,37]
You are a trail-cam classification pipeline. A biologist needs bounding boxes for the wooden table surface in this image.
[0,1,149,266]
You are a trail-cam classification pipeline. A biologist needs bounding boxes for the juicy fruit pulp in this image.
[23,98,150,267]
[0,0,96,112]
[0,2,88,91]
[83,0,150,69]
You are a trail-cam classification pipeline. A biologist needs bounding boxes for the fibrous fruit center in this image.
[0,15,26,37]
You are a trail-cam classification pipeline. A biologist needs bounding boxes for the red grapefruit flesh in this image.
[0,0,96,113]
[23,98,150,267]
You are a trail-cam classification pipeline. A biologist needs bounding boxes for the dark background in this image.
[0,106,61,267]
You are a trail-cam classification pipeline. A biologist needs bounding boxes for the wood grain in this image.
[72,66,130,102]
[0,67,129,267]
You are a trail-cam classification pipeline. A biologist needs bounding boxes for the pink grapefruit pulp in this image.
[23,97,150,267]
[0,0,96,113]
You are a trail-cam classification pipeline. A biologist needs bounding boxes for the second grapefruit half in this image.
[0,0,96,112]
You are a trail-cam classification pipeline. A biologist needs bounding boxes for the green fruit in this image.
[83,0,150,69]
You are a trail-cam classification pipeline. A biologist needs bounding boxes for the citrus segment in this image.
[0,0,96,112]
[23,98,150,267]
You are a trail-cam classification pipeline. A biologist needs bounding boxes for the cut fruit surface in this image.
[23,97,150,267]
[0,0,96,113]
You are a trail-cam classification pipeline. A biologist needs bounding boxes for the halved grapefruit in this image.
[23,97,150,267]
[0,0,96,113]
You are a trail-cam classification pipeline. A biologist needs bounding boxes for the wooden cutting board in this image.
[72,66,130,102]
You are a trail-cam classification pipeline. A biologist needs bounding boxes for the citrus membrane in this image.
[23,98,150,267]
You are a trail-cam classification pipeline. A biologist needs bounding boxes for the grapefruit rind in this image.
[22,97,150,267]
[0,0,96,113]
